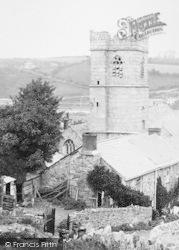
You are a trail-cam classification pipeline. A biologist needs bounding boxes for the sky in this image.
[0,0,178,58]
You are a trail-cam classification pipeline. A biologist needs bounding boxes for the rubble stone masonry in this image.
[70,205,152,229]
[41,150,101,206]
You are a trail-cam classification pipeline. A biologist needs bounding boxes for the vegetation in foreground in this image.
[0,78,63,181]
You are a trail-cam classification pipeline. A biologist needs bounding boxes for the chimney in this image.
[64,112,70,130]
[148,128,161,136]
[64,119,69,130]
[81,132,98,155]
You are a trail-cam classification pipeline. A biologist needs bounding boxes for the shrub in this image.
[58,219,67,230]
[17,217,34,225]
[65,239,107,250]
[61,197,87,210]
[112,222,151,232]
[112,223,133,232]
[52,198,62,206]
[87,165,151,207]
[156,177,169,215]
[0,215,17,225]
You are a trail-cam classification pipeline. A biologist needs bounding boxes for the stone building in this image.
[89,31,149,140]
[41,132,179,208]
[41,28,179,209]
[58,119,87,156]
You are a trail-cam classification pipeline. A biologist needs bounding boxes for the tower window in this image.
[140,57,145,78]
[96,102,99,107]
[97,81,100,85]
[112,55,123,78]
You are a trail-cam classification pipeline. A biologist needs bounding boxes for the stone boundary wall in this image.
[70,205,152,229]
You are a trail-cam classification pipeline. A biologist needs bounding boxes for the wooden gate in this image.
[2,195,15,211]
[44,208,56,235]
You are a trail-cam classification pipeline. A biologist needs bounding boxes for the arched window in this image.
[63,139,75,155]
[140,57,145,78]
[112,55,123,78]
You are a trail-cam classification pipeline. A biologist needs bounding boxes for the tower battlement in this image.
[90,31,148,53]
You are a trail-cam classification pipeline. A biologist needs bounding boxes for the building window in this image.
[112,55,123,78]
[142,120,145,130]
[136,178,141,191]
[140,57,145,78]
[97,81,100,85]
[96,102,99,107]
[63,139,75,155]
[166,169,170,183]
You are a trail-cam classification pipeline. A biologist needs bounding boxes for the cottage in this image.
[1,176,16,200]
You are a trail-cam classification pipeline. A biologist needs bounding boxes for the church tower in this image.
[89,31,149,140]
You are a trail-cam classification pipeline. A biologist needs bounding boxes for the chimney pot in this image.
[148,128,161,136]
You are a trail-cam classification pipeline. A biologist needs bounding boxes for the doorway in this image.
[5,183,10,195]
[97,192,102,207]
[16,183,23,203]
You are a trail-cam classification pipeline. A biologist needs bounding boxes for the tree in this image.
[87,165,151,207]
[0,78,63,181]
[156,177,169,214]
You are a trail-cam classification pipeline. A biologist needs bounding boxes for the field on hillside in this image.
[149,64,179,74]
[0,58,179,107]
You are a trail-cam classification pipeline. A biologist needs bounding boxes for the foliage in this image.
[0,215,17,225]
[65,239,107,250]
[168,178,179,206]
[156,177,169,214]
[112,222,151,232]
[58,219,68,230]
[0,78,63,180]
[87,166,151,207]
[61,196,87,210]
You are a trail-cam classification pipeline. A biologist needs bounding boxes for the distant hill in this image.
[0,57,179,101]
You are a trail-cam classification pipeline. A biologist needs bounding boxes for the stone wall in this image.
[127,162,179,207]
[70,206,152,229]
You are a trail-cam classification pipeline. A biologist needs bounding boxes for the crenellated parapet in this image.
[90,31,149,53]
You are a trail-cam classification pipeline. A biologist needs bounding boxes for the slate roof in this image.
[70,123,88,138]
[149,104,179,136]
[98,133,179,181]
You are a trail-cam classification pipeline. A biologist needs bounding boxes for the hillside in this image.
[0,57,179,102]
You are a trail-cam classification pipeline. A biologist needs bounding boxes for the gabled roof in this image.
[1,176,16,184]
[70,123,88,138]
[149,104,179,136]
[98,133,179,181]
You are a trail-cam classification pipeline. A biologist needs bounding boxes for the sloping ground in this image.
[52,60,90,86]
[0,59,178,101]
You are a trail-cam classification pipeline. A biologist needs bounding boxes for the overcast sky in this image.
[0,0,178,58]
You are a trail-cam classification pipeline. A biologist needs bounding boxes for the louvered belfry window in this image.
[112,55,123,78]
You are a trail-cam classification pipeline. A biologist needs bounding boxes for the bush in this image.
[65,239,107,250]
[52,198,62,206]
[58,219,67,230]
[61,197,87,210]
[156,177,169,214]
[112,223,133,232]
[87,165,151,207]
[17,217,34,225]
[112,222,151,232]
[0,215,17,225]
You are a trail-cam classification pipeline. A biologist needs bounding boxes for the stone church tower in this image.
[89,31,149,140]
